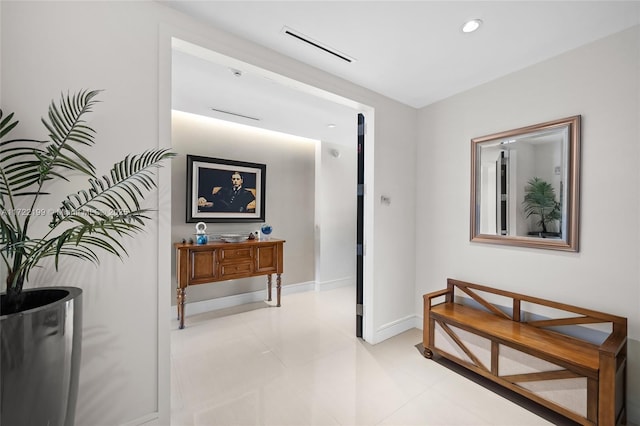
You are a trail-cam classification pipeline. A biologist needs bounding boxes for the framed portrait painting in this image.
[186,155,266,223]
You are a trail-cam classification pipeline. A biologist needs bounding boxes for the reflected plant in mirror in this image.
[523,177,561,237]
[470,116,581,251]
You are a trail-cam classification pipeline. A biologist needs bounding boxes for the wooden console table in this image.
[174,238,285,329]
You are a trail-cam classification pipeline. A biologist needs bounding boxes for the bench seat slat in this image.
[431,302,600,372]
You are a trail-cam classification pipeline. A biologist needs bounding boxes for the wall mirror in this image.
[470,116,581,251]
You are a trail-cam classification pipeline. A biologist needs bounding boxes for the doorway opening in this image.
[165,37,375,337]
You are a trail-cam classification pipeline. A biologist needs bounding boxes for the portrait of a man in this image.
[198,171,256,213]
[187,155,266,223]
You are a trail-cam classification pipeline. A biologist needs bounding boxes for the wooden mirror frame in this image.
[470,116,581,251]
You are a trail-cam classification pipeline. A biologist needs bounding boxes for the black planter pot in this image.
[527,231,562,239]
[1,287,82,426]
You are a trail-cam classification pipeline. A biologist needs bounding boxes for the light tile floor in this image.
[170,285,558,426]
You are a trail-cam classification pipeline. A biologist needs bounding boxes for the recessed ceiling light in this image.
[327,123,337,128]
[462,19,483,33]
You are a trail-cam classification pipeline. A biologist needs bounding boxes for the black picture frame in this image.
[186,155,266,223]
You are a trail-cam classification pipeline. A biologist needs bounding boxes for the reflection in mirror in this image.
[471,116,580,251]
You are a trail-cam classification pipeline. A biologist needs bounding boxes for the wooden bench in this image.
[423,278,627,425]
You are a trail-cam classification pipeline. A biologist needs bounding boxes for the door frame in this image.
[158,26,377,424]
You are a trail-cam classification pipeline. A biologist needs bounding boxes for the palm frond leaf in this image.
[0,110,19,139]
[39,89,101,179]
[50,148,174,228]
[0,90,100,202]
[0,138,47,199]
[17,213,150,280]
[522,177,561,232]
[0,217,20,253]
[1,89,174,299]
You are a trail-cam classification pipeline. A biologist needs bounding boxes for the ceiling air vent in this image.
[210,108,260,121]
[281,26,356,63]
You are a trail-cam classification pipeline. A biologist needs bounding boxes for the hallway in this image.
[170,286,556,425]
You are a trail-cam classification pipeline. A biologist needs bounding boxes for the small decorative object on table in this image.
[220,233,248,243]
[195,222,208,245]
[261,223,273,240]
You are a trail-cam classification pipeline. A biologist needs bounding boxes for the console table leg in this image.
[276,273,282,307]
[177,287,186,329]
[176,287,180,321]
[267,274,273,302]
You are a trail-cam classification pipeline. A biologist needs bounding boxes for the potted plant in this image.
[0,90,174,425]
[522,177,562,237]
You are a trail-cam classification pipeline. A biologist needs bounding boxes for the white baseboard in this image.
[119,412,159,426]
[372,314,418,344]
[315,276,354,291]
[170,281,315,319]
[415,314,424,330]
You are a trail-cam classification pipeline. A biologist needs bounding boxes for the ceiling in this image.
[165,1,640,143]
[172,42,360,145]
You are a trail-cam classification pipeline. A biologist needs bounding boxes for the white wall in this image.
[367,105,418,341]
[1,2,417,424]
[1,2,168,424]
[315,140,357,290]
[416,25,640,422]
[171,111,316,303]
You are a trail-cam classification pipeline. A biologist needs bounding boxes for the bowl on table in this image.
[220,233,248,243]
